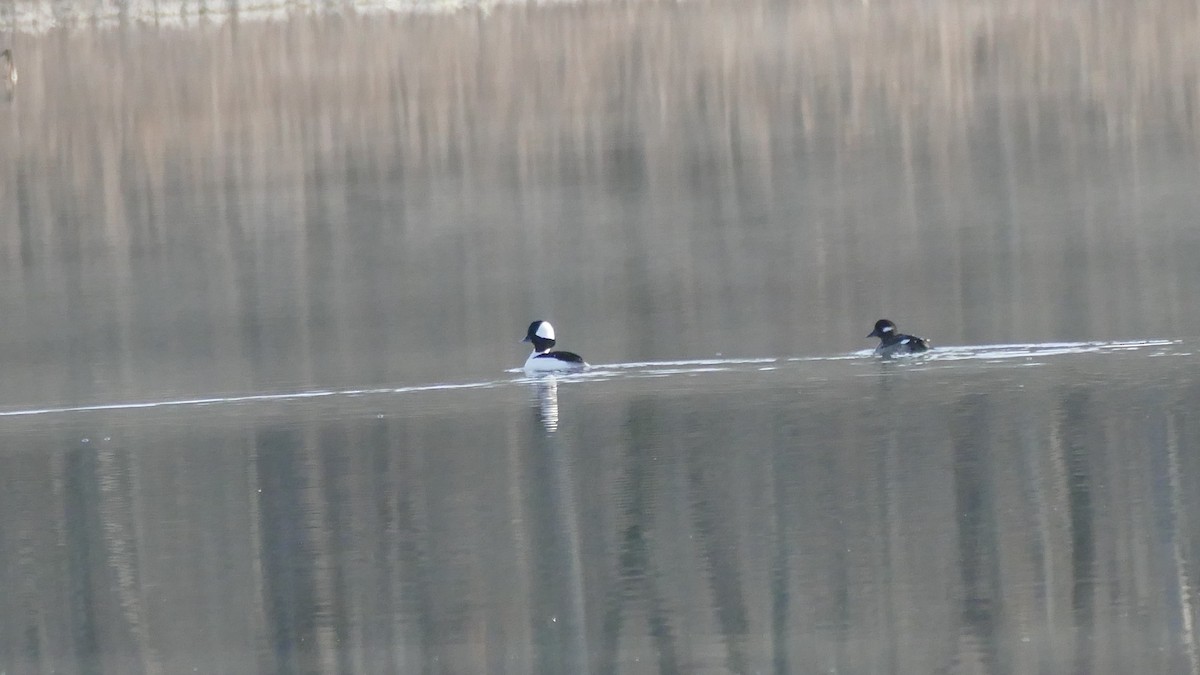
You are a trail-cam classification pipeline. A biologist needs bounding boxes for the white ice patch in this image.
[535,321,556,340]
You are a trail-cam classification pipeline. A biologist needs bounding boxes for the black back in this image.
[888,334,931,353]
[534,350,585,364]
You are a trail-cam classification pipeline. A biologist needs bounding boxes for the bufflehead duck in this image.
[867,319,931,355]
[523,320,588,373]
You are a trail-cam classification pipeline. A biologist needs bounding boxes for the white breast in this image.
[524,352,587,374]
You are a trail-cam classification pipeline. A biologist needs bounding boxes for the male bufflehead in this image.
[523,320,588,373]
[867,319,931,355]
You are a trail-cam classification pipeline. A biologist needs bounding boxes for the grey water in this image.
[1,1,1200,673]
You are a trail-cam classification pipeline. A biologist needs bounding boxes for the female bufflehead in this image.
[523,320,588,373]
[867,319,931,355]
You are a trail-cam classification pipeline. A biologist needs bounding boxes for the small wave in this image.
[516,341,1181,379]
[0,380,504,418]
[504,356,779,375]
[595,357,778,369]
[920,339,1178,362]
[2,339,1180,418]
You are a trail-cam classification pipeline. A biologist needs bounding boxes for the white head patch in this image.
[881,325,894,333]
[535,321,555,340]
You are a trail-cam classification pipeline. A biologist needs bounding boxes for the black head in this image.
[523,320,557,353]
[867,319,898,339]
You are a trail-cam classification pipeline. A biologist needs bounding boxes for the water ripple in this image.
[0,340,1182,419]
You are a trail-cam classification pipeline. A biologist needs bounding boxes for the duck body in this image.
[523,320,588,373]
[867,319,931,356]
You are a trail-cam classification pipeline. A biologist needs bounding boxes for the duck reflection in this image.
[522,373,591,672]
[532,375,560,433]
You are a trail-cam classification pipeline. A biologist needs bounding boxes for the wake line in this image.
[1,339,1180,418]
[0,381,502,418]
[504,356,780,375]
[918,339,1178,361]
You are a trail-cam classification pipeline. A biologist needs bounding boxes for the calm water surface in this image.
[1,1,1200,673]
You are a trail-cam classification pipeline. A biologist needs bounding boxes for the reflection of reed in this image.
[687,446,751,674]
[1057,389,1097,675]
[599,398,680,673]
[94,442,165,675]
[950,393,998,672]
[1164,415,1200,674]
